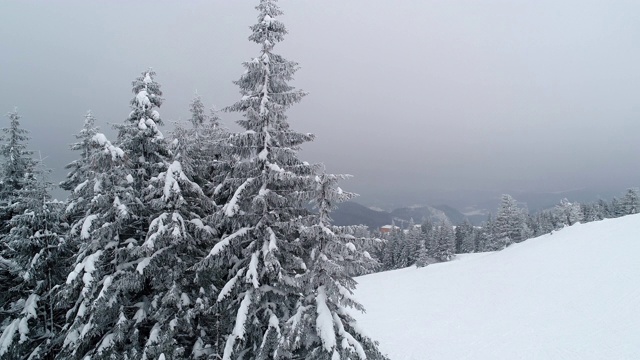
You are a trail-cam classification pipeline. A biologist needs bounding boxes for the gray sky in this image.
[1,0,639,206]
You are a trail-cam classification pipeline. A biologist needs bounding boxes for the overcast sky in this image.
[1,0,639,205]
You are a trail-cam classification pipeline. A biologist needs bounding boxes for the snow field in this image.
[354,214,640,360]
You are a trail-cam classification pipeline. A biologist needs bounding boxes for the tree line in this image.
[369,190,639,272]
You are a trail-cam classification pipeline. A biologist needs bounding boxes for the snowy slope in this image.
[354,214,640,360]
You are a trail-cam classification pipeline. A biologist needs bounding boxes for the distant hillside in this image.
[332,201,470,229]
[330,202,392,229]
[390,205,456,226]
[432,204,468,224]
[354,214,640,359]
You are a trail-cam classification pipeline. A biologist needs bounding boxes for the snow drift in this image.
[355,214,640,360]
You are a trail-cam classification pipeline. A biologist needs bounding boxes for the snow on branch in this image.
[223,290,253,360]
[223,177,255,217]
[207,227,251,258]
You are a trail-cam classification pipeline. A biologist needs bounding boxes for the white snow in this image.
[136,90,151,109]
[246,252,260,288]
[224,178,255,217]
[354,214,640,360]
[208,227,251,258]
[92,133,124,160]
[217,270,243,302]
[189,219,214,234]
[74,180,88,194]
[315,286,336,352]
[81,214,98,239]
[97,333,115,354]
[0,320,19,356]
[223,289,253,360]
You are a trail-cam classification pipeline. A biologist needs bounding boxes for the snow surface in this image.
[354,214,640,360]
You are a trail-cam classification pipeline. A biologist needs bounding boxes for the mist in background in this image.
[1,0,639,209]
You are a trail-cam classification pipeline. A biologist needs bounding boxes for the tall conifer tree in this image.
[197,2,386,359]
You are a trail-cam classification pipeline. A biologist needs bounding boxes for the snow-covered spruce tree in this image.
[620,188,639,215]
[380,224,403,270]
[115,69,168,193]
[0,168,69,359]
[58,71,195,359]
[279,173,387,359]
[0,110,38,238]
[433,220,455,262]
[197,2,386,358]
[403,219,420,265]
[196,2,314,357]
[55,131,134,359]
[0,110,39,334]
[415,238,430,268]
[420,218,435,256]
[59,111,100,222]
[492,194,529,249]
[554,198,583,227]
[127,141,215,359]
[456,219,475,253]
[171,93,229,192]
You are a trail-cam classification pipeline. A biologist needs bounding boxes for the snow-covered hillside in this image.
[354,214,640,360]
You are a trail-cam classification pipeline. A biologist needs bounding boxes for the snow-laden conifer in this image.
[115,69,167,190]
[403,219,421,265]
[554,198,583,227]
[57,71,176,359]
[278,173,387,359]
[492,194,529,249]
[456,219,476,253]
[130,141,216,359]
[0,168,69,359]
[433,220,455,261]
[0,110,41,339]
[0,110,38,237]
[197,1,387,358]
[620,188,639,215]
[56,131,136,359]
[197,2,315,357]
[60,111,100,223]
[171,93,229,191]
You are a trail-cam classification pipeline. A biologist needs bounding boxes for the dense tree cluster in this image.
[0,1,389,359]
[372,190,640,272]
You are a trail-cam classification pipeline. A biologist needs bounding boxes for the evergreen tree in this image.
[415,238,430,268]
[0,168,69,359]
[478,214,496,251]
[492,194,528,249]
[59,112,100,224]
[456,219,475,253]
[433,220,455,262]
[0,110,41,339]
[596,199,611,219]
[196,2,386,358]
[390,225,406,268]
[57,71,180,359]
[114,69,168,193]
[0,110,38,237]
[554,198,583,226]
[171,93,228,191]
[128,143,213,359]
[620,188,639,215]
[610,197,624,218]
[279,173,387,359]
[420,218,435,256]
[196,1,315,357]
[403,219,421,265]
